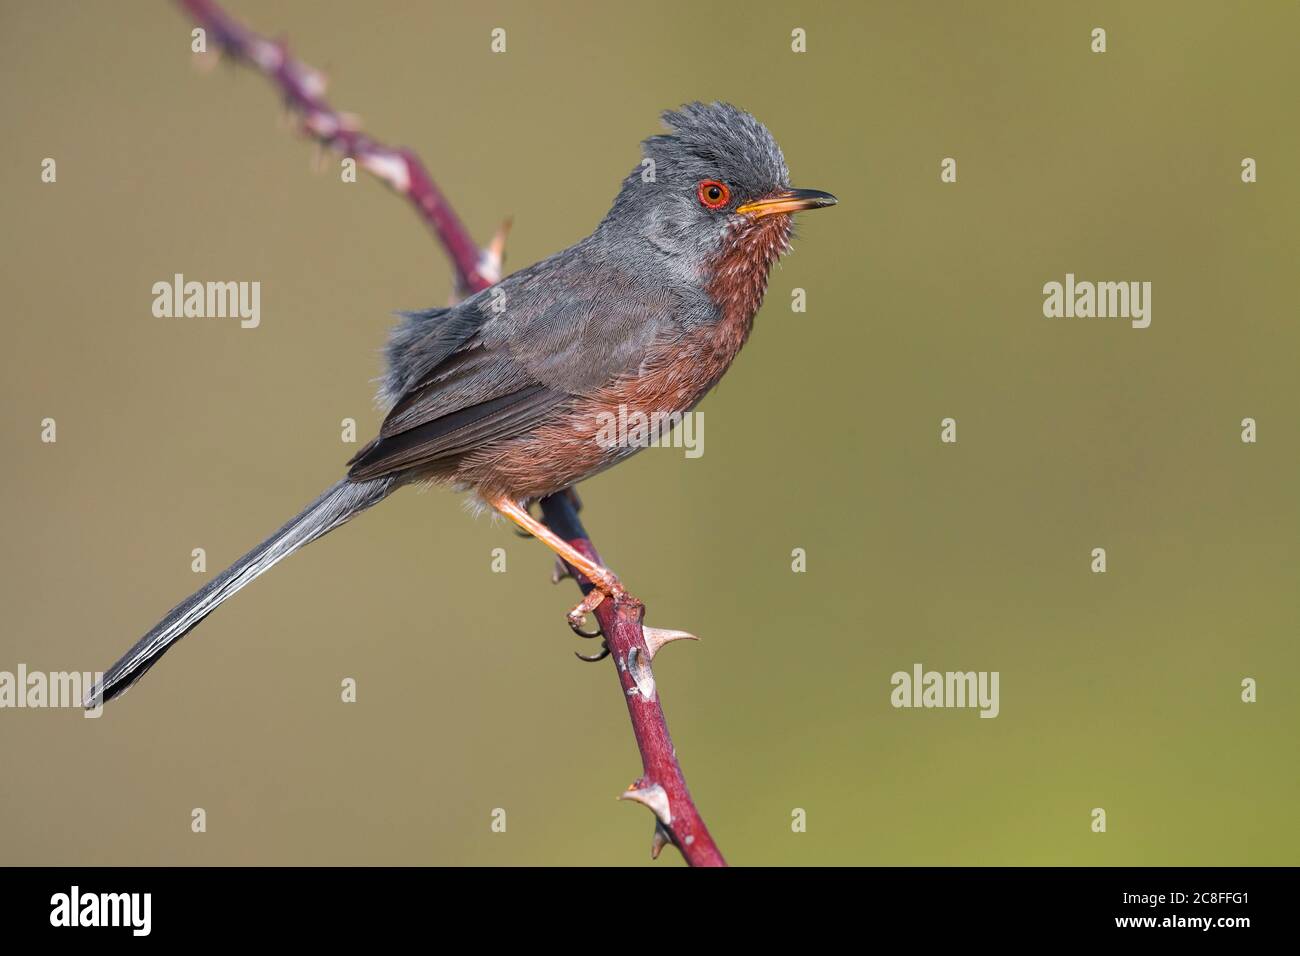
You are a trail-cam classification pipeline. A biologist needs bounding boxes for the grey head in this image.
[377,103,836,407]
[595,102,836,280]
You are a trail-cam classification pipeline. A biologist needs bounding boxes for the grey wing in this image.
[347,256,686,482]
[347,304,569,480]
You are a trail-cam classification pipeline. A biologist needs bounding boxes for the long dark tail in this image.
[87,477,397,707]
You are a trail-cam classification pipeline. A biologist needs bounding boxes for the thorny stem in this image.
[540,496,726,866]
[176,0,726,866]
[178,0,497,296]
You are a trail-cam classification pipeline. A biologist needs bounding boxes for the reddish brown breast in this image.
[454,214,792,500]
[594,211,793,410]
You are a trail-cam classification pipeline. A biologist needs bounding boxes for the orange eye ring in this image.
[697,180,731,210]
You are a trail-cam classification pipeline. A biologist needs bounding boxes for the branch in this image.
[178,0,504,297]
[540,496,725,865]
[177,0,725,866]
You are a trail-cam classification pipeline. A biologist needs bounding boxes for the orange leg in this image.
[488,495,624,629]
[490,494,703,663]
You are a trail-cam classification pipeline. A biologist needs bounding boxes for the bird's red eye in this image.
[697,180,730,210]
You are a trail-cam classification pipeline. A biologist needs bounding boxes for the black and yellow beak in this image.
[735,188,838,219]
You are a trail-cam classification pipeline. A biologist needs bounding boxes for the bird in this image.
[88,101,837,706]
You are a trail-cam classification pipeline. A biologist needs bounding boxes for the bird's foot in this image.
[566,566,634,663]
[564,577,698,664]
[566,570,623,637]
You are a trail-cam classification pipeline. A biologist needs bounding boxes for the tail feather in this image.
[87,477,396,707]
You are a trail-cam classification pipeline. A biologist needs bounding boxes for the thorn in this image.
[246,35,282,72]
[642,626,699,661]
[551,558,573,585]
[269,35,290,69]
[650,820,672,860]
[481,217,512,283]
[359,150,411,194]
[619,782,671,826]
[302,109,340,139]
[297,65,328,99]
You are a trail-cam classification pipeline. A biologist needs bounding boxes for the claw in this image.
[566,588,606,636]
[575,641,609,663]
[551,558,573,585]
[642,626,700,661]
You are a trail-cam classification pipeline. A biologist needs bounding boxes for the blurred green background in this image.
[1,0,1296,866]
